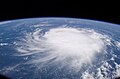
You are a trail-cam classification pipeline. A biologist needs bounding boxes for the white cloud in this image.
[0,43,8,46]
[116,41,120,50]
[16,27,110,71]
[0,21,11,25]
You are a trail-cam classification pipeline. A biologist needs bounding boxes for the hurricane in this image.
[16,27,113,78]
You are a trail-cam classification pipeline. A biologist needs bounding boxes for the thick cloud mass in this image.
[17,27,110,71]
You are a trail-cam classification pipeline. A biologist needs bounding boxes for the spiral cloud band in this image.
[17,27,110,71]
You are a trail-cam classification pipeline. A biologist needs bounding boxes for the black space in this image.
[0,1,120,24]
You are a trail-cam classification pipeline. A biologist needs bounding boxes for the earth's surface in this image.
[0,18,120,79]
